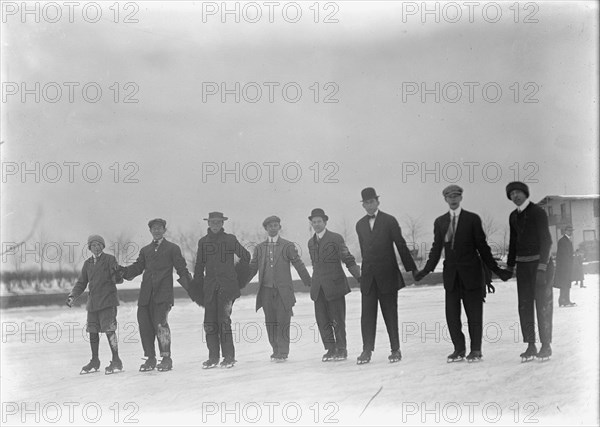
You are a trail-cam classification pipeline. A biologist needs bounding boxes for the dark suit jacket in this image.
[124,239,192,306]
[355,210,417,294]
[193,229,251,304]
[308,230,360,302]
[423,210,500,291]
[248,237,311,312]
[555,235,573,287]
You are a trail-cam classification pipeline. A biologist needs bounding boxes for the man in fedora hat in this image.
[307,208,361,362]
[193,212,251,369]
[505,182,553,361]
[120,218,193,372]
[248,215,311,362]
[414,185,513,362]
[355,187,418,364]
[556,225,576,307]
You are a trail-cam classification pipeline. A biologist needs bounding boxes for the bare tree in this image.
[481,212,500,240]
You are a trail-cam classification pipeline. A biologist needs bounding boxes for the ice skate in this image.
[333,349,348,361]
[388,350,402,363]
[466,351,482,363]
[447,350,465,363]
[356,350,371,365]
[322,349,336,362]
[536,344,552,361]
[220,356,236,368]
[105,358,123,375]
[520,343,537,363]
[80,358,100,374]
[157,356,173,372]
[139,356,157,372]
[202,358,219,369]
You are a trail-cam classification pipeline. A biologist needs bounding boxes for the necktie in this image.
[450,214,456,249]
[153,240,159,251]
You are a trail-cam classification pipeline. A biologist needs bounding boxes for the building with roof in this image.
[538,195,599,260]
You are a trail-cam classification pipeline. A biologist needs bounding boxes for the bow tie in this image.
[368,214,376,219]
[152,240,159,246]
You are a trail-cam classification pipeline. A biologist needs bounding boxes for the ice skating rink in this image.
[2,276,598,426]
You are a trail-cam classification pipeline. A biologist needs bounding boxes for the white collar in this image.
[448,207,462,217]
[267,235,279,243]
[518,199,530,212]
[369,210,379,218]
[316,229,327,239]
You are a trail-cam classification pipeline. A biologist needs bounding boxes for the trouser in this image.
[137,300,171,358]
[261,287,292,357]
[558,283,572,305]
[516,262,553,344]
[204,290,235,359]
[445,273,484,352]
[361,279,399,352]
[314,287,347,351]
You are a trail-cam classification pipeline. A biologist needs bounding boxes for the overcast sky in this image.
[1,1,598,264]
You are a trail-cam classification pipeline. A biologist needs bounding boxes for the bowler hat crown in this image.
[308,208,329,222]
[361,187,380,202]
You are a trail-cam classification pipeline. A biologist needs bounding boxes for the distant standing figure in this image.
[555,225,576,307]
[573,249,586,288]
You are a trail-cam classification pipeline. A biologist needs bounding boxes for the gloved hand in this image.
[413,269,428,282]
[496,269,513,282]
[65,296,74,307]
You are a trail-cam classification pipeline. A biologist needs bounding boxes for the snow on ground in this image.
[1,276,598,426]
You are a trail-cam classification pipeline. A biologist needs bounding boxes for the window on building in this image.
[560,203,567,220]
[548,206,554,217]
[583,230,597,241]
[594,199,599,218]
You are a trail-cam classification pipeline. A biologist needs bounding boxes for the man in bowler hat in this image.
[415,185,512,362]
[120,218,193,372]
[248,216,311,362]
[193,212,251,369]
[307,208,361,362]
[355,187,418,364]
[505,182,553,361]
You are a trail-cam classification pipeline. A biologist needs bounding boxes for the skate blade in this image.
[139,367,156,372]
[536,356,551,362]
[79,369,99,375]
[333,357,347,362]
[521,356,536,363]
[202,364,218,369]
[447,357,465,363]
[467,358,482,363]
[356,359,370,365]
[389,358,401,363]
[157,366,172,372]
[105,369,124,375]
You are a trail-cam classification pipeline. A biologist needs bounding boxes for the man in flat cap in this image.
[505,182,553,361]
[307,208,361,362]
[193,212,251,369]
[248,215,311,362]
[415,186,512,362]
[120,218,193,372]
[355,187,418,364]
[555,225,576,307]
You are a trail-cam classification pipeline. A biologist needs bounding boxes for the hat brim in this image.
[204,217,228,221]
[308,215,329,221]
